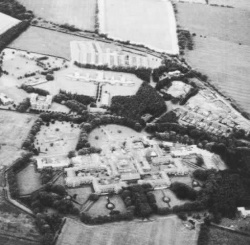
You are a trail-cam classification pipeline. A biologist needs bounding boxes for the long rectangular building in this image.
[70,40,161,69]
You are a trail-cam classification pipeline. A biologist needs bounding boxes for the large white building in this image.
[30,93,53,110]
[70,41,161,69]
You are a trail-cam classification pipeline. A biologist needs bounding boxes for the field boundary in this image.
[210,223,250,238]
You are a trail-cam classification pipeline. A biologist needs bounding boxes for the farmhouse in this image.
[30,93,53,110]
[71,40,160,68]
[0,93,14,105]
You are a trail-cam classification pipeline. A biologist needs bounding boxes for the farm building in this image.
[30,93,53,110]
[0,93,14,105]
[71,40,161,68]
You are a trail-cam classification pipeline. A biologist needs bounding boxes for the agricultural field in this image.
[18,0,96,31]
[35,121,80,157]
[201,225,250,245]
[0,13,20,35]
[100,0,179,54]
[0,111,37,148]
[177,2,250,116]
[0,211,41,242]
[56,216,199,245]
[16,164,42,196]
[185,36,250,116]
[0,234,41,245]
[177,3,250,46]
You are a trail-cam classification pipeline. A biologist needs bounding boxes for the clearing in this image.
[0,13,20,35]
[100,0,179,54]
[18,0,96,31]
[56,216,199,245]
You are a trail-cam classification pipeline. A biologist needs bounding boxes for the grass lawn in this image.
[152,189,191,208]
[35,121,80,157]
[18,0,96,31]
[16,164,42,196]
[67,185,93,206]
[87,195,126,218]
[88,124,147,154]
[36,66,143,97]
[8,26,90,60]
[56,216,199,245]
[0,147,25,169]
[0,111,37,148]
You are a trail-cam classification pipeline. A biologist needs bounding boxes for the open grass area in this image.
[0,146,25,168]
[152,189,190,208]
[88,124,147,154]
[100,0,178,54]
[16,164,42,196]
[56,216,199,245]
[8,26,90,60]
[36,66,143,97]
[177,3,250,46]
[0,111,37,148]
[18,0,96,31]
[0,13,20,35]
[67,185,93,205]
[35,121,80,157]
